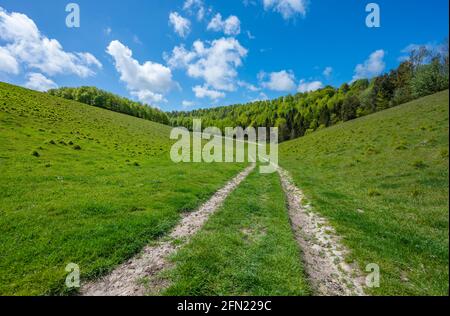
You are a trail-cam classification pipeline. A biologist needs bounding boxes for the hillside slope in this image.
[280,91,449,295]
[0,82,243,295]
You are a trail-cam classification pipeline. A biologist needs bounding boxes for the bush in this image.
[411,60,449,98]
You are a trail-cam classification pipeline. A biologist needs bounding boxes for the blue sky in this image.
[0,0,448,111]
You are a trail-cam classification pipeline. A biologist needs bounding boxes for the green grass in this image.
[280,90,449,296]
[1,80,448,296]
[0,82,244,295]
[162,169,310,296]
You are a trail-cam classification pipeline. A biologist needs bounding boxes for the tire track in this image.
[277,166,366,296]
[81,164,256,296]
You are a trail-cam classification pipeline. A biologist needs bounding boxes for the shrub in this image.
[411,60,449,98]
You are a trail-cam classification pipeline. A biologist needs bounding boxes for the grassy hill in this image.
[280,91,449,295]
[0,82,244,295]
[0,80,448,296]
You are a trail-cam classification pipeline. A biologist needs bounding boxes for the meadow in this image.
[0,82,244,295]
[0,81,448,296]
[280,91,449,295]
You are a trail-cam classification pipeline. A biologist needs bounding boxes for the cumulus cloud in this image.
[297,80,323,93]
[207,14,241,36]
[169,12,191,38]
[106,40,175,104]
[165,37,247,92]
[263,0,308,20]
[193,84,225,100]
[183,0,201,10]
[183,0,206,21]
[164,45,197,69]
[352,49,386,81]
[323,66,333,78]
[0,7,102,77]
[24,73,57,91]
[237,80,259,92]
[260,70,296,91]
[182,100,195,108]
[0,46,19,74]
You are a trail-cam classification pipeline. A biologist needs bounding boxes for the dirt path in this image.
[81,164,256,296]
[277,166,366,296]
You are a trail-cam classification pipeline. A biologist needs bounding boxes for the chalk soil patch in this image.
[278,167,366,296]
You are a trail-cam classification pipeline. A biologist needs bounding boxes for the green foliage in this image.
[47,86,169,125]
[410,59,449,98]
[169,41,448,143]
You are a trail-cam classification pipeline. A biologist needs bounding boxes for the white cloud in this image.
[165,37,247,92]
[169,12,191,38]
[251,92,269,102]
[193,85,225,100]
[261,70,296,91]
[243,0,258,6]
[106,40,175,104]
[263,0,308,19]
[237,80,259,92]
[297,80,323,93]
[0,46,19,74]
[182,100,195,108]
[352,49,386,81]
[323,66,333,78]
[197,7,206,21]
[183,0,202,10]
[183,0,206,21]
[0,7,102,77]
[24,72,57,91]
[131,90,166,104]
[164,45,197,69]
[207,14,241,36]
[399,42,447,62]
[401,43,435,54]
[105,27,112,36]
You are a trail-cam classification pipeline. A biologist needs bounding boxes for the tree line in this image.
[168,41,449,142]
[47,86,170,125]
